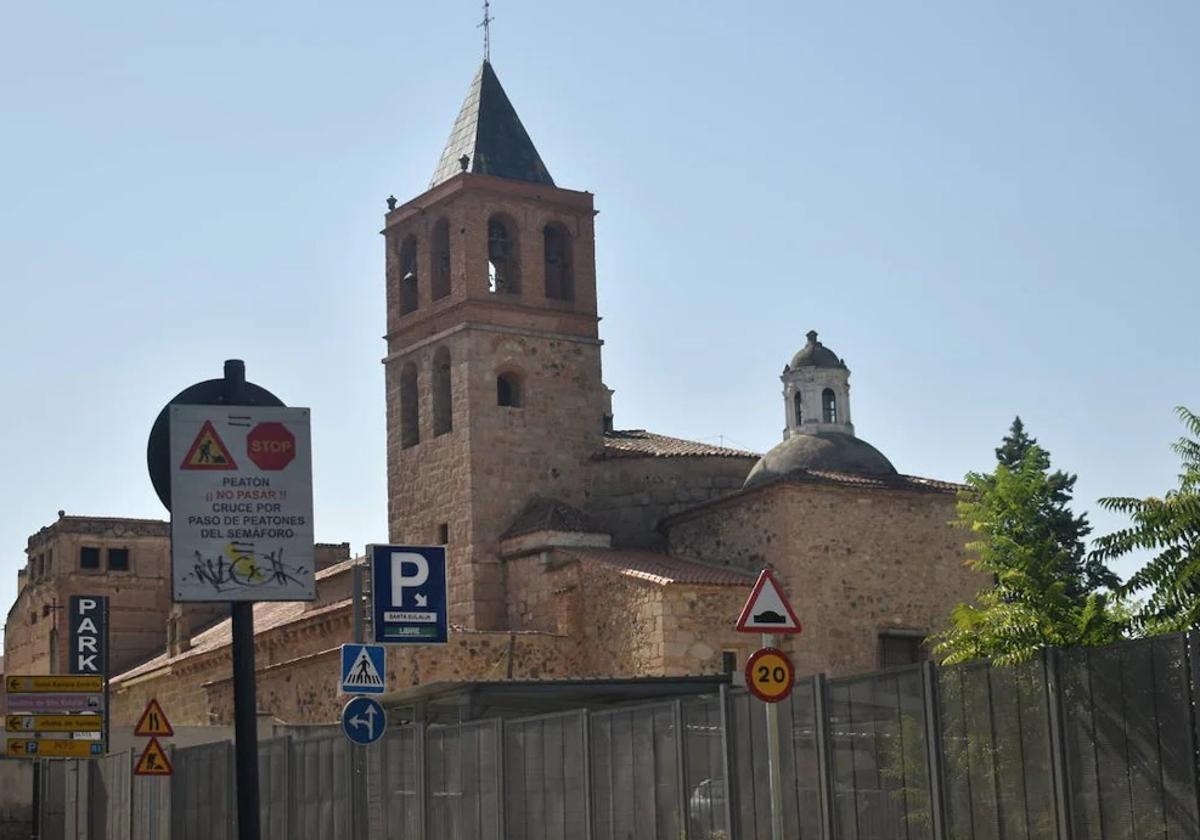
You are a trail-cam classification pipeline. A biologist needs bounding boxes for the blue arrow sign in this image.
[341,697,386,746]
[340,644,386,695]
[370,545,448,645]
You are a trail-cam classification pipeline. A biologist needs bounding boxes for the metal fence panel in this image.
[426,720,501,840]
[38,761,66,840]
[258,736,291,840]
[290,734,352,840]
[789,677,823,840]
[828,665,931,840]
[131,773,171,840]
[937,657,1056,840]
[682,695,729,840]
[377,724,421,839]
[171,741,233,840]
[506,710,587,840]
[1061,634,1200,840]
[588,702,681,840]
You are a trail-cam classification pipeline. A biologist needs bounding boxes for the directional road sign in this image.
[7,739,105,758]
[6,676,103,693]
[370,545,448,645]
[6,714,102,733]
[341,697,386,746]
[5,694,103,713]
[341,644,386,695]
[735,569,802,634]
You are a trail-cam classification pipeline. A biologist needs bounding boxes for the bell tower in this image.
[382,61,608,629]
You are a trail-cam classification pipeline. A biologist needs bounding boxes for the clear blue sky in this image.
[2,1,1197,623]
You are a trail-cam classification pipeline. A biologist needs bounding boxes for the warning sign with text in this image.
[169,405,315,602]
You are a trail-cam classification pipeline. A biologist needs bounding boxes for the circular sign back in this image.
[745,647,796,703]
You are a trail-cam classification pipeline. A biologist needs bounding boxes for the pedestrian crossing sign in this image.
[180,420,237,470]
[340,644,386,695]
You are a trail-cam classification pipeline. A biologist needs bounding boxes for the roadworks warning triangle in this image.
[735,569,803,634]
[134,738,173,776]
[134,698,174,737]
[180,420,237,470]
[343,647,385,689]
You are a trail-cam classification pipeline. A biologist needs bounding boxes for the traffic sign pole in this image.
[224,361,262,840]
[762,632,785,840]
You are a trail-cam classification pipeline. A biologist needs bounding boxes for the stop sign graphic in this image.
[247,422,295,471]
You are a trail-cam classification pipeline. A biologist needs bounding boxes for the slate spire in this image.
[430,61,555,188]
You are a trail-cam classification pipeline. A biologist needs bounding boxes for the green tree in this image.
[932,420,1124,665]
[1092,407,1200,633]
[994,417,1119,594]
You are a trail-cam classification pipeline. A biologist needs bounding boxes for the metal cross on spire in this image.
[478,0,494,62]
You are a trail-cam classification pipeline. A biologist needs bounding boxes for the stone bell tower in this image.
[382,61,609,629]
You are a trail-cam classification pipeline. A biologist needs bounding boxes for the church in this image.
[7,60,979,726]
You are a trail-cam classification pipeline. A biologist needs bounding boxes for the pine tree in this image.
[1092,407,1200,633]
[931,421,1124,665]
[993,417,1119,595]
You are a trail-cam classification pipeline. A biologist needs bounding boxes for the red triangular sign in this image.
[180,420,238,470]
[134,698,173,737]
[735,569,802,634]
[134,738,173,776]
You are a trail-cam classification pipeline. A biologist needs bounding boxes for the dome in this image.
[788,330,845,370]
[743,432,897,489]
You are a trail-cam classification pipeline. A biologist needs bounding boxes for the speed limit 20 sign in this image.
[746,647,795,703]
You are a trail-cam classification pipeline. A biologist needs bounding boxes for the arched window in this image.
[432,219,451,300]
[400,363,419,448]
[497,372,522,407]
[543,223,573,301]
[487,217,519,294]
[822,388,837,424]
[793,392,803,425]
[432,347,452,436]
[399,236,418,315]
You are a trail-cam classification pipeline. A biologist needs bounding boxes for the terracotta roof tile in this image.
[112,597,353,683]
[502,497,608,539]
[559,548,755,587]
[768,469,963,494]
[601,430,758,460]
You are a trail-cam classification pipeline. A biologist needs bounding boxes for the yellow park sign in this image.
[6,675,103,694]
[7,738,105,759]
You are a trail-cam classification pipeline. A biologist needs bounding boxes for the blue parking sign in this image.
[370,545,448,645]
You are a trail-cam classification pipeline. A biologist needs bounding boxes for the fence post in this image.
[1185,632,1200,832]
[418,721,428,840]
[719,684,739,840]
[495,719,506,840]
[581,710,594,840]
[1044,647,1073,840]
[811,674,835,840]
[921,660,948,840]
[672,700,688,840]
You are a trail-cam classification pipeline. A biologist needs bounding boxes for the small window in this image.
[879,631,926,669]
[543,223,574,301]
[432,347,452,436]
[438,523,449,544]
[400,363,420,448]
[80,547,100,570]
[432,219,451,300]
[108,548,129,571]
[822,388,837,424]
[42,604,52,617]
[399,236,419,315]
[793,392,803,425]
[497,373,522,408]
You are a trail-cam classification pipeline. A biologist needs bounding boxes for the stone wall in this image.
[586,455,757,549]
[664,481,979,677]
[110,601,579,726]
[5,517,171,676]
